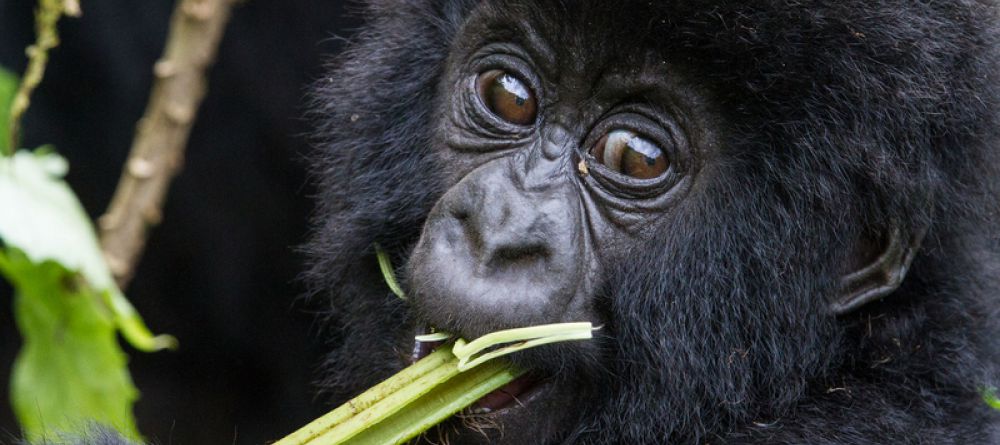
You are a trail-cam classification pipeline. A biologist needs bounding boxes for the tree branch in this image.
[99,0,235,288]
[6,0,79,154]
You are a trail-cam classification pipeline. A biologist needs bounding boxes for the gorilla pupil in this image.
[476,69,537,125]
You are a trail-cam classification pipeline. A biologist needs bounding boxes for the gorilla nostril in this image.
[449,207,483,254]
[485,242,550,273]
[450,205,470,221]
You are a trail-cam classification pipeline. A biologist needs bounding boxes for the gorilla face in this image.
[309,1,1000,444]
[409,9,709,337]
[403,7,717,439]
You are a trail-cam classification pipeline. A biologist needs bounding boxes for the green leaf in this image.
[0,66,17,153]
[0,248,141,441]
[0,150,175,441]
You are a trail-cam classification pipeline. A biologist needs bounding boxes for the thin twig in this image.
[6,0,79,154]
[99,0,235,288]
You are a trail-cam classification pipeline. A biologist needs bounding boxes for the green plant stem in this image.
[6,0,78,155]
[985,388,1000,411]
[374,245,406,299]
[280,245,592,444]
[347,359,519,445]
[277,347,456,444]
[275,345,524,445]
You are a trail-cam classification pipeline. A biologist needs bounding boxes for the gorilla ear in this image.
[831,226,927,315]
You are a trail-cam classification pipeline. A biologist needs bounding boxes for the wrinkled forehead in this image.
[456,0,669,76]
[453,0,859,85]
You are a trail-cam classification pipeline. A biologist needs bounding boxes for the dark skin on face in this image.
[403,3,921,444]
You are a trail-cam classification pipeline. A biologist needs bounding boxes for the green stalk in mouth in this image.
[273,247,594,445]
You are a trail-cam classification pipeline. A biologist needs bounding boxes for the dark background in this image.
[0,1,360,443]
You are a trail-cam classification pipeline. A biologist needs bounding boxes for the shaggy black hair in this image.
[306,0,1000,443]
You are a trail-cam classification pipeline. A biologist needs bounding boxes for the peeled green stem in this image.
[454,329,593,371]
[451,322,594,370]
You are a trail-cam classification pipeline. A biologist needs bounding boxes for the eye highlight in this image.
[590,130,669,180]
[475,69,537,125]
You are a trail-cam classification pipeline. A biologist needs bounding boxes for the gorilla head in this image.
[307,1,1000,443]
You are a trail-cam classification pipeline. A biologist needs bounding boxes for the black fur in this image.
[307,0,1000,443]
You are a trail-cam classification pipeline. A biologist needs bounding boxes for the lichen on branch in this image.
[5,0,79,155]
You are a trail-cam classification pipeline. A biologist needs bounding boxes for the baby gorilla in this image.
[308,0,1000,443]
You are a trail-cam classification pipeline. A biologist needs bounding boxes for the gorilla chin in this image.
[308,0,1000,444]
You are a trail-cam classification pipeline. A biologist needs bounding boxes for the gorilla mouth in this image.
[409,332,546,414]
[471,372,544,413]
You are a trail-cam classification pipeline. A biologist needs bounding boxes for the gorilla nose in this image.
[450,189,554,277]
[407,161,587,335]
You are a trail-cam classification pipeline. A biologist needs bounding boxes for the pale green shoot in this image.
[450,322,594,371]
[374,244,406,299]
[414,332,452,342]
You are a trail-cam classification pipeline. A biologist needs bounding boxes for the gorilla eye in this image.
[590,130,669,179]
[475,69,537,125]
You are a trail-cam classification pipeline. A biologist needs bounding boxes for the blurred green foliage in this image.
[0,85,172,440]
